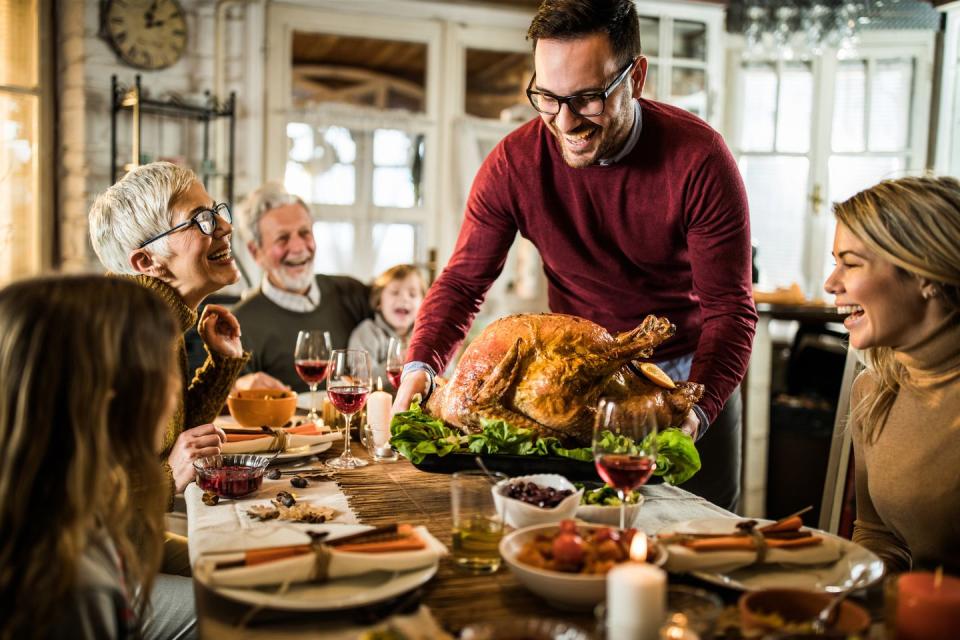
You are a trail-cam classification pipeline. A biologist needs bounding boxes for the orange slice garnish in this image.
[640,363,676,389]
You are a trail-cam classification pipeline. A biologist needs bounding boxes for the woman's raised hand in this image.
[198,304,243,358]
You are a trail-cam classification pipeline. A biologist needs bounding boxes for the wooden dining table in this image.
[190,441,740,639]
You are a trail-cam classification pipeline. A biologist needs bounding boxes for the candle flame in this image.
[629,532,648,562]
[377,377,383,392]
[935,566,943,588]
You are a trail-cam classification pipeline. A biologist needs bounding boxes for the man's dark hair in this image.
[527,0,641,67]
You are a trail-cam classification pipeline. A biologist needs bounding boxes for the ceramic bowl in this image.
[739,588,871,636]
[499,522,665,611]
[576,494,645,528]
[492,474,583,529]
[192,453,272,499]
[227,388,298,427]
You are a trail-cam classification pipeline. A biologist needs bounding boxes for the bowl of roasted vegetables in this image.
[499,520,665,610]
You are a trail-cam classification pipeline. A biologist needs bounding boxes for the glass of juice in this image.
[450,470,507,573]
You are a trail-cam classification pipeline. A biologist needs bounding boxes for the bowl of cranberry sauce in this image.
[193,454,272,499]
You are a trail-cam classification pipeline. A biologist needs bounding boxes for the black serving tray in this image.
[410,451,662,484]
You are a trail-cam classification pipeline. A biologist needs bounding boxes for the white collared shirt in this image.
[261,274,321,313]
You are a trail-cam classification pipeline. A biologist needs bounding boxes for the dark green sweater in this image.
[233,275,371,391]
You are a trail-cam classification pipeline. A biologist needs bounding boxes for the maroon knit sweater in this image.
[409,99,757,424]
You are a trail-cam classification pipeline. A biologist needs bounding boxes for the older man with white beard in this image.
[232,183,371,391]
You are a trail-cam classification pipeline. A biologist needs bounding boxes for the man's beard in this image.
[271,256,315,293]
[551,97,634,168]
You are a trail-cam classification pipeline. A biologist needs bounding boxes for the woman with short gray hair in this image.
[89,162,250,516]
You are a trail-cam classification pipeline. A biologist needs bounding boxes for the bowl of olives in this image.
[492,474,583,529]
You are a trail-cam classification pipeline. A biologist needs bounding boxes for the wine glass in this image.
[294,330,332,424]
[592,397,658,530]
[326,349,372,469]
[385,336,406,391]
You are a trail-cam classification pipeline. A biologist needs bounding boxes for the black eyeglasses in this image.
[139,203,232,248]
[526,58,636,117]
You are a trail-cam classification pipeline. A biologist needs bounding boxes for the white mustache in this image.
[282,252,313,266]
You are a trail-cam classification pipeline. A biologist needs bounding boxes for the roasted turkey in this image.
[425,313,704,446]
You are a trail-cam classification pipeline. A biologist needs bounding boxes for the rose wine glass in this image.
[385,336,406,391]
[592,397,658,530]
[294,330,332,424]
[326,349,372,469]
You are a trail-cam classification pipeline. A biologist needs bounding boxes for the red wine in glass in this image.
[328,385,369,415]
[385,337,406,390]
[294,330,332,424]
[592,397,658,530]
[326,348,372,470]
[386,367,403,389]
[595,454,655,491]
[295,359,329,385]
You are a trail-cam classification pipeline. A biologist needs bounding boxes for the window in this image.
[638,5,725,125]
[729,33,933,295]
[266,8,440,281]
[0,0,50,281]
[825,56,917,280]
[935,5,960,174]
[735,61,813,289]
[284,119,426,279]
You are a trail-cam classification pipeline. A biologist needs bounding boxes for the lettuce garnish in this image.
[388,402,700,483]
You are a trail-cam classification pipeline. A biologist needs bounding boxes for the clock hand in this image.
[145,0,159,27]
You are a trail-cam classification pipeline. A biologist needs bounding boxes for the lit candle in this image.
[366,378,393,448]
[630,532,649,562]
[659,613,700,640]
[606,562,666,640]
[896,569,960,640]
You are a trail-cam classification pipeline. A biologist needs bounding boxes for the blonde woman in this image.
[824,175,960,573]
[0,276,194,639]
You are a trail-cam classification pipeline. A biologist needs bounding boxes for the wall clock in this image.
[102,0,188,70]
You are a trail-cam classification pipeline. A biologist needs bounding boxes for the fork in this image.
[811,567,870,634]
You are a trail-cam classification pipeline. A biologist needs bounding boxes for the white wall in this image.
[57,0,259,272]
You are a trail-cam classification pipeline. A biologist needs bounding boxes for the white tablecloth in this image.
[185,477,363,566]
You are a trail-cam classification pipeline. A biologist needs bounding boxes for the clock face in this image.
[104,0,188,70]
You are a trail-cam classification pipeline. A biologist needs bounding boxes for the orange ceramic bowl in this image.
[739,588,871,636]
[227,389,298,427]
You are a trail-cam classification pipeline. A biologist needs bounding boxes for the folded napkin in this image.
[194,525,447,588]
[661,517,843,574]
[221,423,339,454]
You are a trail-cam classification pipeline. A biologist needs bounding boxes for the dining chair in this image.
[819,347,864,534]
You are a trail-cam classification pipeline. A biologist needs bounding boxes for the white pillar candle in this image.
[366,378,393,447]
[606,563,667,640]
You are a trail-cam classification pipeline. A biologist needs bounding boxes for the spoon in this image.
[474,456,502,485]
[812,568,870,634]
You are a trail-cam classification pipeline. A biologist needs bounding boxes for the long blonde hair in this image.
[0,276,178,639]
[834,175,960,442]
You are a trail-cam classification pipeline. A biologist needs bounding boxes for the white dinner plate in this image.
[199,562,438,611]
[271,440,334,462]
[658,517,885,593]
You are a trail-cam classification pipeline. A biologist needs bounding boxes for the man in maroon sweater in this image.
[396,0,756,511]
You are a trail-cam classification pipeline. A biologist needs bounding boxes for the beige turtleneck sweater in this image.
[850,314,960,574]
